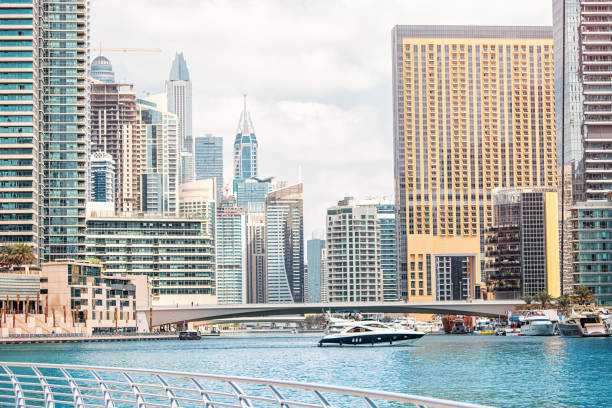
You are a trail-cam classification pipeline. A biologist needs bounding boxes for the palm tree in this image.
[556,295,571,312]
[521,295,534,305]
[536,291,552,309]
[0,244,35,271]
[572,286,596,305]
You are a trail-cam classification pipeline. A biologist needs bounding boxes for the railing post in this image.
[156,374,181,408]
[32,366,55,408]
[2,366,26,408]
[60,368,85,408]
[123,372,146,408]
[227,381,254,408]
[90,370,116,408]
[312,389,334,408]
[191,378,215,407]
[268,385,290,408]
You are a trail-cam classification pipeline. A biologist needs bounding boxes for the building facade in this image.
[376,201,397,301]
[306,238,325,303]
[570,196,612,305]
[216,199,247,304]
[89,151,115,203]
[90,55,115,83]
[234,177,272,212]
[86,215,216,306]
[233,96,258,181]
[178,178,216,237]
[136,95,179,215]
[266,184,304,303]
[180,150,194,185]
[392,25,557,301]
[246,212,266,303]
[485,188,560,299]
[166,52,192,154]
[90,78,139,213]
[326,197,383,302]
[194,134,223,203]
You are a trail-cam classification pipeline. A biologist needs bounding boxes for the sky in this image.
[91,0,552,242]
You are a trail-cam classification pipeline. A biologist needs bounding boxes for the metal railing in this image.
[0,362,490,408]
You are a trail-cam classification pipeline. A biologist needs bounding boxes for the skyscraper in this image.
[180,150,194,185]
[136,94,179,215]
[234,177,272,212]
[266,183,304,303]
[392,25,557,301]
[246,212,266,303]
[89,152,115,203]
[194,134,223,203]
[166,52,192,154]
[90,55,115,83]
[233,96,258,181]
[178,178,216,237]
[90,67,139,213]
[216,199,247,304]
[306,238,325,303]
[376,201,397,301]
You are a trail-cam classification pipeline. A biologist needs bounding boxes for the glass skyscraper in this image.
[234,177,272,213]
[0,1,89,262]
[233,95,258,181]
[194,134,223,202]
[89,151,115,203]
[377,202,397,301]
[306,238,325,303]
[166,52,192,154]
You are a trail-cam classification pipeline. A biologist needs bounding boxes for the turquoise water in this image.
[1,333,611,407]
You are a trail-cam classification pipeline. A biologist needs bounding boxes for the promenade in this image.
[0,333,181,344]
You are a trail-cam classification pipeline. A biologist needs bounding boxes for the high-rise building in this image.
[485,187,561,299]
[306,238,325,303]
[246,212,266,303]
[89,151,115,203]
[392,25,557,301]
[320,248,329,302]
[376,201,397,301]
[570,195,612,306]
[326,197,383,302]
[86,214,216,306]
[194,134,223,203]
[233,96,258,181]
[90,55,115,83]
[90,79,139,214]
[136,94,179,215]
[0,1,44,260]
[180,150,194,185]
[166,52,192,154]
[43,0,89,261]
[216,199,247,304]
[266,183,304,303]
[178,178,216,237]
[235,177,272,212]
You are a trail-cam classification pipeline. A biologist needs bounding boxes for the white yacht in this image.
[319,321,425,346]
[520,314,554,336]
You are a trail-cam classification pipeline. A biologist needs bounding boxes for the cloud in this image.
[91,0,552,242]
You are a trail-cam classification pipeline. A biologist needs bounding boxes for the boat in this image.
[519,313,554,336]
[318,322,425,346]
[178,330,202,340]
[558,307,610,338]
[442,316,473,334]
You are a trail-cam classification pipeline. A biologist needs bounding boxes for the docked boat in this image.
[520,314,554,336]
[558,307,610,338]
[318,322,425,346]
[178,330,202,340]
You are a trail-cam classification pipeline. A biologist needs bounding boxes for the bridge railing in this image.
[0,362,490,408]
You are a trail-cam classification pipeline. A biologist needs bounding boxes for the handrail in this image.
[0,362,491,408]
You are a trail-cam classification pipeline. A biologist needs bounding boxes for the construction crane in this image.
[94,46,162,56]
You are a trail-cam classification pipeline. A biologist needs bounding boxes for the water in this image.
[1,333,611,407]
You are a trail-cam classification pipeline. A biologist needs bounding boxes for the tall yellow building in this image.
[392,26,557,301]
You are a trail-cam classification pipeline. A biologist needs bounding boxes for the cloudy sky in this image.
[91,0,551,241]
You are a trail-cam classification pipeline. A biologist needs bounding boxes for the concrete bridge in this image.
[140,300,523,327]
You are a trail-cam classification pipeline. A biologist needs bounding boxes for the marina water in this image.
[3,334,611,407]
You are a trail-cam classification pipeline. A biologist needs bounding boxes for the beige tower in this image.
[392,26,557,301]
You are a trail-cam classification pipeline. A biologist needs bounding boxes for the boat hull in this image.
[520,323,554,336]
[319,332,424,346]
[558,323,610,338]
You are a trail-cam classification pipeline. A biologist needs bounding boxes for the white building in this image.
[179,179,216,237]
[166,52,193,154]
[89,151,116,204]
[326,197,383,302]
[216,199,247,304]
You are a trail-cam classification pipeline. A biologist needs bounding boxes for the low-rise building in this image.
[86,214,216,306]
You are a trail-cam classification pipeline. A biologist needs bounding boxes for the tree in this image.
[573,286,596,305]
[0,244,35,271]
[556,295,571,312]
[521,295,534,305]
[536,291,552,309]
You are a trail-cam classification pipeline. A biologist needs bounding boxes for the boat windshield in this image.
[580,316,601,326]
[346,327,372,333]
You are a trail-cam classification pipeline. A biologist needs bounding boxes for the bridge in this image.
[140,300,522,327]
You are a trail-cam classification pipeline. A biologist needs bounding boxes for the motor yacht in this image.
[178,330,201,340]
[558,307,610,338]
[318,322,425,346]
[519,313,554,336]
